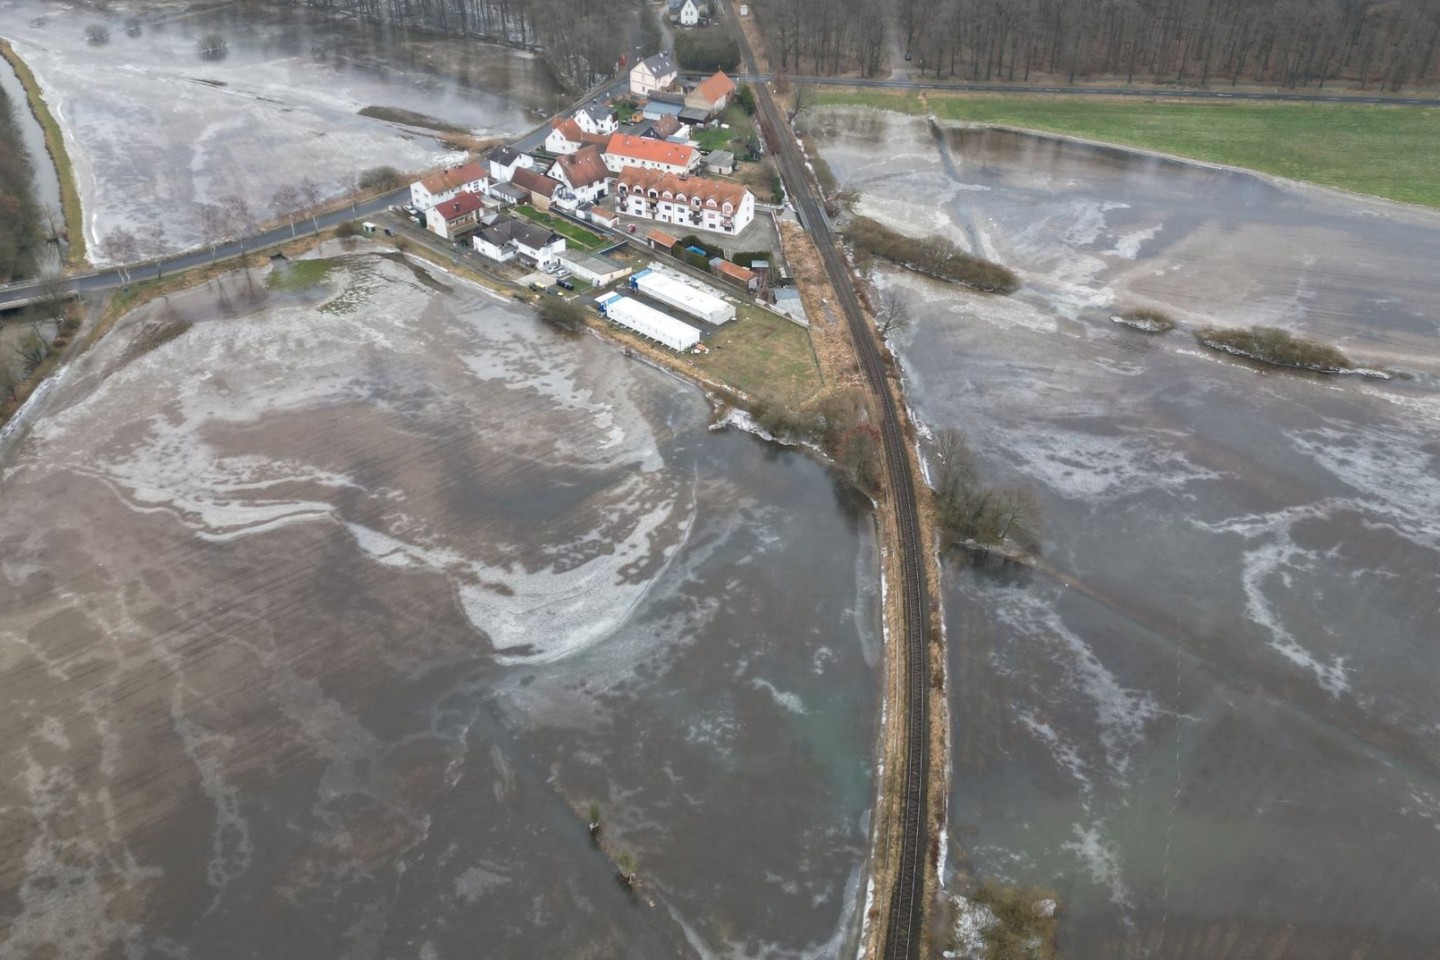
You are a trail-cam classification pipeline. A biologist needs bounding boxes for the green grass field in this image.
[815,90,1440,207]
[694,303,822,408]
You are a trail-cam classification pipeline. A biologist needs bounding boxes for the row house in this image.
[410,160,488,211]
[614,168,754,236]
[603,134,698,176]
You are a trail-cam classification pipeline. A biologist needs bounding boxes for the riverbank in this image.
[815,89,1440,208]
[0,40,84,266]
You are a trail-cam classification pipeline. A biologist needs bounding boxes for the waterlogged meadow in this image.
[815,107,1440,958]
[0,251,882,958]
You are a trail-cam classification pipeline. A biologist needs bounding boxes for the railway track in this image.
[720,10,933,958]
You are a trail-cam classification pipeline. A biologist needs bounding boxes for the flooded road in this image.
[0,0,560,259]
[815,109,1440,958]
[0,251,880,958]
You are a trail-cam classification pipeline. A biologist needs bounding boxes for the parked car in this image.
[558,279,575,291]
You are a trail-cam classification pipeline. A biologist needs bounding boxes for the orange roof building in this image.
[602,133,698,175]
[410,159,489,209]
[685,71,737,114]
[544,116,610,155]
[615,167,755,236]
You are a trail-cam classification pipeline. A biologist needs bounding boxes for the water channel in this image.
[814,108,1440,958]
[0,52,63,272]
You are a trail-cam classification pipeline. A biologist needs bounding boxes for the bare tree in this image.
[100,228,141,286]
[272,184,303,237]
[787,81,814,124]
[198,202,228,262]
[298,176,324,232]
[874,287,910,335]
[14,324,49,375]
[220,195,257,255]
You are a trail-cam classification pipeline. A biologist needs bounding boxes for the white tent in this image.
[631,268,734,325]
[596,294,700,352]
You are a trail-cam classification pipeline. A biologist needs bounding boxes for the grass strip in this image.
[816,89,1440,208]
[0,40,85,265]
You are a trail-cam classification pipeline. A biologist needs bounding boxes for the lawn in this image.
[515,205,606,251]
[692,303,823,408]
[815,90,1440,207]
[266,257,336,290]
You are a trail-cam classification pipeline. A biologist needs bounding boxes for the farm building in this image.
[631,268,734,325]
[596,293,701,352]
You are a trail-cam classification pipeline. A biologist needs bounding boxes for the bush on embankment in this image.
[842,216,1019,294]
[930,428,1041,554]
[1113,307,1175,333]
[1197,324,1352,372]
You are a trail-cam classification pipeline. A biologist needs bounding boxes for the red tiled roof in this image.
[715,259,757,283]
[691,71,736,107]
[646,229,677,248]
[420,160,488,195]
[551,117,609,147]
[650,114,682,139]
[556,145,609,188]
[616,167,749,210]
[604,133,697,168]
[511,167,561,198]
[435,191,486,220]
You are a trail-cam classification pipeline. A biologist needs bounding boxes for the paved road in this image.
[0,190,409,312]
[702,72,1440,106]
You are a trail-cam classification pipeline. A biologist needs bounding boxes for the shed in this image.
[678,106,711,126]
[705,150,735,175]
[596,293,701,352]
[646,229,678,252]
[560,252,633,286]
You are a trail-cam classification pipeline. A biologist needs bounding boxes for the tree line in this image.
[0,84,41,283]
[759,0,1440,88]
[285,0,633,90]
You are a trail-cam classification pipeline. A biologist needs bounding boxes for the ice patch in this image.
[1061,822,1133,909]
[749,678,806,715]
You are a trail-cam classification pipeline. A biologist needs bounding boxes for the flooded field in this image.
[0,250,880,958]
[0,0,559,260]
[815,109,1440,957]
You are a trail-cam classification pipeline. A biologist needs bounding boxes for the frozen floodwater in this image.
[0,249,880,958]
[816,109,1440,958]
[0,0,560,260]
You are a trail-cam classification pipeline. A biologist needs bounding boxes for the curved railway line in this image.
[721,9,934,958]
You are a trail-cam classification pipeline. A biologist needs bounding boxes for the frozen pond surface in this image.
[0,0,559,260]
[0,249,880,958]
[816,109,1440,958]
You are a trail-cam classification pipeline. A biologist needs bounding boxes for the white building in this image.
[551,146,611,205]
[410,160,489,211]
[677,0,701,26]
[485,145,532,183]
[574,102,619,136]
[559,252,632,286]
[544,117,609,156]
[472,217,567,270]
[631,268,734,324]
[597,293,701,352]
[614,168,755,236]
[603,134,698,176]
[629,52,678,97]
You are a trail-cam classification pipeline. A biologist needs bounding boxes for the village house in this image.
[629,52,677,97]
[685,71,736,118]
[425,191,486,240]
[615,168,755,235]
[472,217,567,270]
[485,145,532,183]
[544,116,610,156]
[509,167,564,211]
[552,146,611,204]
[603,134,699,176]
[409,160,489,211]
[675,0,701,25]
[573,102,619,137]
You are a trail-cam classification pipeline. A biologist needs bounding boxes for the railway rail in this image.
[720,8,934,958]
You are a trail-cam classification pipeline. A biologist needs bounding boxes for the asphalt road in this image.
[0,190,409,312]
[720,72,1440,106]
